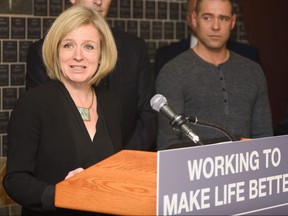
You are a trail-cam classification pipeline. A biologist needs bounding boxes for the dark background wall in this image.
[0,0,249,159]
[2,1,285,150]
[0,0,284,214]
[237,0,288,127]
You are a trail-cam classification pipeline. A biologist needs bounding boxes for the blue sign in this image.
[157,135,288,215]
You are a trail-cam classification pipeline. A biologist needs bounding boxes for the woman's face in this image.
[59,24,101,86]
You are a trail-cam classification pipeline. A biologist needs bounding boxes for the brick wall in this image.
[0,0,247,213]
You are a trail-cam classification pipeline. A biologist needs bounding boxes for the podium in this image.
[55,150,157,215]
[56,136,288,215]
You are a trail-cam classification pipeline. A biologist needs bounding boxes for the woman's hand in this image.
[65,167,84,179]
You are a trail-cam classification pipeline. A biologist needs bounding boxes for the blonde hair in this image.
[43,5,117,85]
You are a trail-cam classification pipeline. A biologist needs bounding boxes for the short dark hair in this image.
[195,0,234,15]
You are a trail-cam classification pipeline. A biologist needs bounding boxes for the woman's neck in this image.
[63,81,94,107]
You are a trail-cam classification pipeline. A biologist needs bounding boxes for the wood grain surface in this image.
[55,150,157,215]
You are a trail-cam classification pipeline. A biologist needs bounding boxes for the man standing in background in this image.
[156,0,272,150]
[154,0,260,77]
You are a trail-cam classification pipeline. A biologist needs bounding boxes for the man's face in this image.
[192,0,236,50]
[70,0,111,18]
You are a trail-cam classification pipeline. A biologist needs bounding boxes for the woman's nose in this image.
[73,47,83,61]
[94,0,102,6]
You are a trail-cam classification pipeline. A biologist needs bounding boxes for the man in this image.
[156,0,273,150]
[154,0,260,77]
[26,0,157,151]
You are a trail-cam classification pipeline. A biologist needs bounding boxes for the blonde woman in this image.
[27,0,157,152]
[4,5,122,215]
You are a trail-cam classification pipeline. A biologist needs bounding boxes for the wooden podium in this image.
[55,150,157,215]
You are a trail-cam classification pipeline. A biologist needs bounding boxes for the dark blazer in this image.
[154,37,260,77]
[26,28,157,151]
[4,81,122,215]
[274,99,288,135]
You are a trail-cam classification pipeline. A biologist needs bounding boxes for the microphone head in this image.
[150,94,167,112]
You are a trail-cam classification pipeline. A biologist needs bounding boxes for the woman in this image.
[3,5,121,215]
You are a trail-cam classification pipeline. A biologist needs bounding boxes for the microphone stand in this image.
[170,115,203,145]
[187,116,238,142]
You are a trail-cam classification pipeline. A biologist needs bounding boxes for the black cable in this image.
[187,116,238,142]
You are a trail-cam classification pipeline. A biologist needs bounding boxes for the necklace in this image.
[77,89,94,121]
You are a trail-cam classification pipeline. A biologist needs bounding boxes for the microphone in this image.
[150,94,201,145]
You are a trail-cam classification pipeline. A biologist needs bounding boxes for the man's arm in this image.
[250,66,273,138]
[123,39,157,151]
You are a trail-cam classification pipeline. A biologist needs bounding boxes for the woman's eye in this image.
[85,44,94,50]
[63,43,73,49]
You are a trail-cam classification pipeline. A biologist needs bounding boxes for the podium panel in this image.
[157,135,288,215]
[55,150,157,215]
